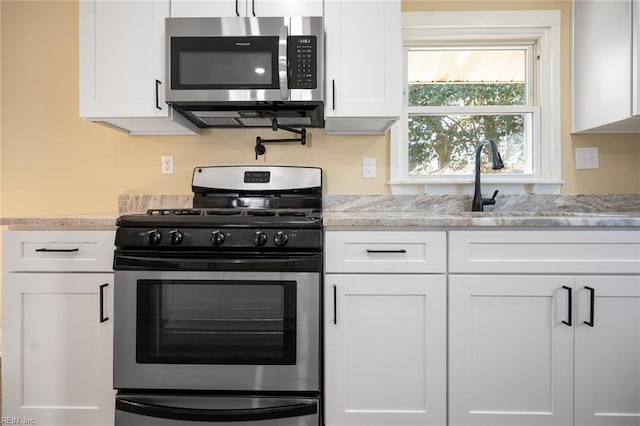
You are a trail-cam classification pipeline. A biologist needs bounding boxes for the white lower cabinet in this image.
[2,230,116,426]
[2,274,115,426]
[324,274,447,426]
[449,274,640,426]
[449,230,640,426]
[449,275,575,426]
[324,230,448,426]
[573,276,640,426]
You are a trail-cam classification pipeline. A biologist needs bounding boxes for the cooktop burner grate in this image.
[146,208,319,219]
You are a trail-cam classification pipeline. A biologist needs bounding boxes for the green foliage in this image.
[408,83,526,175]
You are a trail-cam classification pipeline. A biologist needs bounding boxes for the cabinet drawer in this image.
[325,231,446,273]
[449,229,640,274]
[3,230,115,272]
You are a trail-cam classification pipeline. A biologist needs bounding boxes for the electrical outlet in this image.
[575,147,599,169]
[162,155,174,174]
[363,158,376,178]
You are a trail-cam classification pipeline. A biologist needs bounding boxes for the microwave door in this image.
[278,25,289,100]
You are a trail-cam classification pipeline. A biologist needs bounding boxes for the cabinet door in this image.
[324,274,446,426]
[449,275,574,426]
[79,0,197,134]
[635,0,639,117]
[252,0,323,16]
[170,0,244,17]
[324,0,402,126]
[574,276,640,426]
[572,0,636,131]
[171,0,322,17]
[80,0,167,117]
[2,274,115,426]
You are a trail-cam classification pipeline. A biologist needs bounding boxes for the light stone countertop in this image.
[322,194,640,228]
[1,194,639,229]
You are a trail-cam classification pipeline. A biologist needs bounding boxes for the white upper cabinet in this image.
[79,0,199,135]
[324,0,402,134]
[573,0,640,133]
[170,0,323,17]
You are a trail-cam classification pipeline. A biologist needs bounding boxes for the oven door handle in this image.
[116,397,318,422]
[114,251,321,271]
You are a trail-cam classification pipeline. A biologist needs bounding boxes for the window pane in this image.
[408,49,526,106]
[407,114,532,175]
[409,82,525,107]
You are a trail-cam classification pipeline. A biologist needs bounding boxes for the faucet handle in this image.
[483,189,500,206]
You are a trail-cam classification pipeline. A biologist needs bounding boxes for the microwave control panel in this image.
[288,36,317,89]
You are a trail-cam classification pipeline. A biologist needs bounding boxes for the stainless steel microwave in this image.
[165,17,324,128]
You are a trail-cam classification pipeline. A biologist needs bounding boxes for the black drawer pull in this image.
[35,248,79,253]
[155,79,162,110]
[333,285,337,325]
[332,79,336,110]
[100,283,109,323]
[562,285,572,326]
[366,249,407,254]
[584,286,595,327]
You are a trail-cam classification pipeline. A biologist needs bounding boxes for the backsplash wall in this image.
[1,0,638,217]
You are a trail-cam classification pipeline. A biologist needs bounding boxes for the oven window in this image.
[136,280,296,365]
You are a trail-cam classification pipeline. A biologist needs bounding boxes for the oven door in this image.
[114,270,320,392]
[115,394,319,426]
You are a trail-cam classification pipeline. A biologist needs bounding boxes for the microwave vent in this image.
[199,117,242,127]
[238,117,312,127]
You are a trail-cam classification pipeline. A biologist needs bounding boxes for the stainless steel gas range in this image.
[112,166,323,426]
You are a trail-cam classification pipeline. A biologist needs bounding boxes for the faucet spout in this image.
[472,139,505,212]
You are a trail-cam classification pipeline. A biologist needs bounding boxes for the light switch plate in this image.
[575,147,599,169]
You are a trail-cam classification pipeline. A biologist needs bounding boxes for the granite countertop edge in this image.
[0,216,118,229]
[322,211,640,228]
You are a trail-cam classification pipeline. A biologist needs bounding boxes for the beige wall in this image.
[1,0,639,217]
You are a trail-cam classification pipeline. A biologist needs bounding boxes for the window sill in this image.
[388,180,563,195]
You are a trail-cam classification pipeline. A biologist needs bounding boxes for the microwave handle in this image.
[279,25,289,100]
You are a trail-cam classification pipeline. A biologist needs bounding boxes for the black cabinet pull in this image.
[252,0,256,16]
[584,286,595,327]
[562,285,572,326]
[235,0,240,16]
[35,248,79,253]
[366,249,407,254]
[99,283,109,323]
[155,80,162,110]
[332,79,336,110]
[333,285,337,325]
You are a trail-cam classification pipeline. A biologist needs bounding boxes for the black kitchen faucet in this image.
[471,139,505,212]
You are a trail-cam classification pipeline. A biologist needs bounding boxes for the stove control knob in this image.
[253,231,268,247]
[169,230,183,245]
[211,230,225,246]
[147,229,162,245]
[274,231,289,247]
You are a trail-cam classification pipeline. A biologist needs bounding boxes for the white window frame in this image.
[390,10,562,195]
